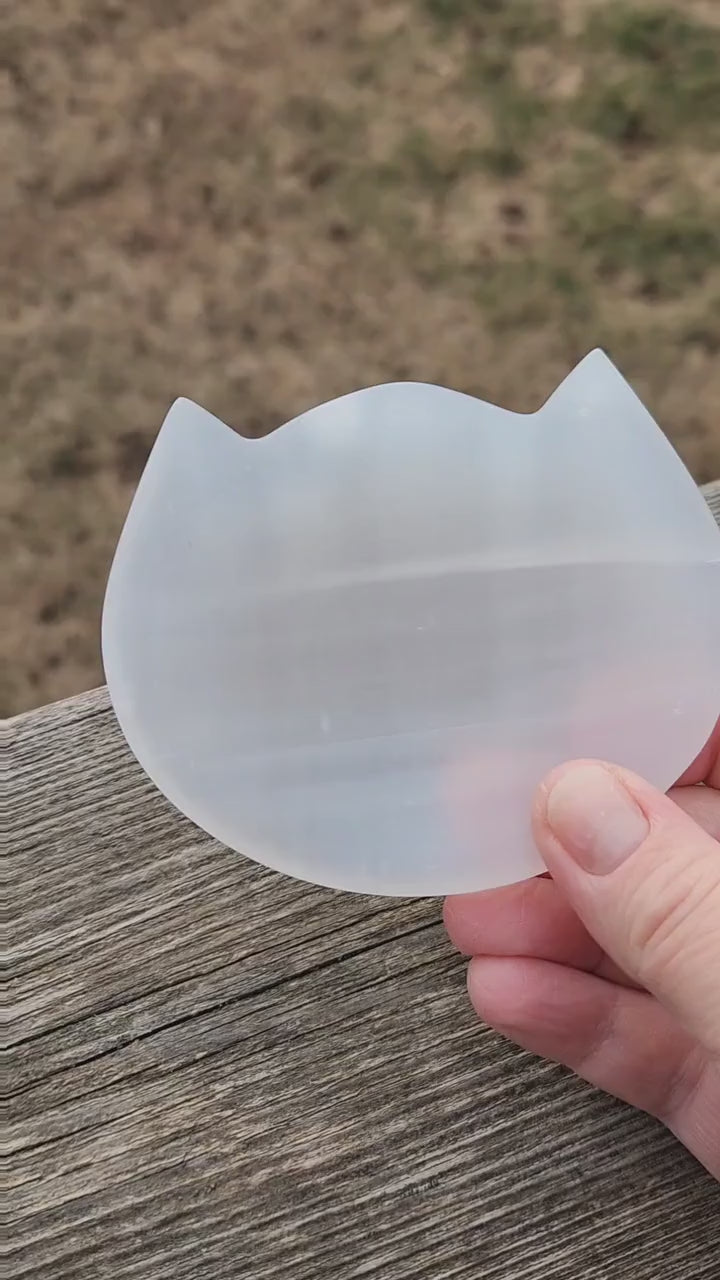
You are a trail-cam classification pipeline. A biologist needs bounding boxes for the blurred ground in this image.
[2,0,720,716]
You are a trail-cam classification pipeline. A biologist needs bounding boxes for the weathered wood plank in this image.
[6,483,720,1280]
[704,477,720,524]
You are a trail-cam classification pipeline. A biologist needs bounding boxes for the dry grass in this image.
[2,0,720,715]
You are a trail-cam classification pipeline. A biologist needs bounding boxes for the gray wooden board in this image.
[5,482,720,1279]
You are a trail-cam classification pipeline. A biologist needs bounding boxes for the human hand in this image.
[444,719,720,1178]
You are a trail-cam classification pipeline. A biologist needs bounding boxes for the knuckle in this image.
[626,855,720,989]
[654,1046,709,1128]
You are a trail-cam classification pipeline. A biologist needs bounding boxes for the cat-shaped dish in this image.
[102,351,720,895]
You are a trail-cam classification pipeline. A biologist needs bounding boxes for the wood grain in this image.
[704,478,720,525]
[6,484,720,1279]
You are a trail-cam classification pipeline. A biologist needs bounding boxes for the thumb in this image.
[533,761,720,1056]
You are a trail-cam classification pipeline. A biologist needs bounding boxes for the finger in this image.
[534,761,720,1055]
[444,878,638,988]
[669,783,720,842]
[467,955,718,1178]
[675,715,720,787]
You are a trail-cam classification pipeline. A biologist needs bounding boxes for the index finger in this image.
[675,714,720,788]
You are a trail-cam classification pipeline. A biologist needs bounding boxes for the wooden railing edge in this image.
[702,477,720,523]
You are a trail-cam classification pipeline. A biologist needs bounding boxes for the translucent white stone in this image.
[102,351,720,895]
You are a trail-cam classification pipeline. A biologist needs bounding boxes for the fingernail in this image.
[545,765,649,875]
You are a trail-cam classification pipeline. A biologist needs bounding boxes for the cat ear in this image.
[535,349,720,562]
[103,357,720,896]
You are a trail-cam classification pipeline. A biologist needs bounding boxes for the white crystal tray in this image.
[102,351,720,896]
